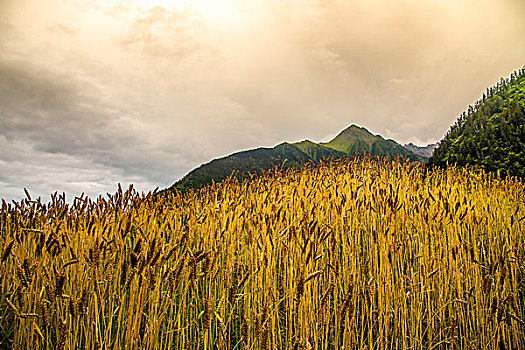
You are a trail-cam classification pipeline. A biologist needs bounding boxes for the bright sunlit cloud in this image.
[102,0,249,24]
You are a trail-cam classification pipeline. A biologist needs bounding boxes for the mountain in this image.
[429,66,525,179]
[404,143,437,158]
[169,125,425,193]
[322,125,424,161]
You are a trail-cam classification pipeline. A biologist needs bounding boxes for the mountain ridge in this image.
[168,124,426,193]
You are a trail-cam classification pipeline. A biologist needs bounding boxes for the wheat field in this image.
[1,158,524,349]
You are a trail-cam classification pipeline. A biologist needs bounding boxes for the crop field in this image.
[1,158,524,349]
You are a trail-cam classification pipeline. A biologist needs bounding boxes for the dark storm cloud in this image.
[0,58,192,199]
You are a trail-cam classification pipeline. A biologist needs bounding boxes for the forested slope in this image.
[430,67,525,178]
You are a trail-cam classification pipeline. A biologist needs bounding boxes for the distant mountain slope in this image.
[169,124,425,192]
[293,140,348,161]
[429,66,525,178]
[404,143,437,158]
[172,142,334,192]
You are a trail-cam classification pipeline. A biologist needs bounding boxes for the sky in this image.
[1,0,524,202]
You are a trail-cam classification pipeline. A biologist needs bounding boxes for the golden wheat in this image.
[0,158,524,349]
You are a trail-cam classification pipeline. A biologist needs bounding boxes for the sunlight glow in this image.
[133,0,247,24]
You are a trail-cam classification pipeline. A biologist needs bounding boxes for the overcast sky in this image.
[1,0,524,201]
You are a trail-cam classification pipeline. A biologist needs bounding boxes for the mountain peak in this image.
[322,124,378,154]
[329,124,378,142]
[339,124,371,134]
[320,124,424,162]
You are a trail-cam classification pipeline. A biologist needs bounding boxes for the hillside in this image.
[170,124,425,192]
[429,66,525,178]
[171,142,332,192]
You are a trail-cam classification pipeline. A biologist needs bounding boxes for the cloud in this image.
[119,6,204,60]
[0,47,272,201]
[47,21,76,36]
[0,135,153,201]
[0,0,524,201]
[0,58,191,199]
